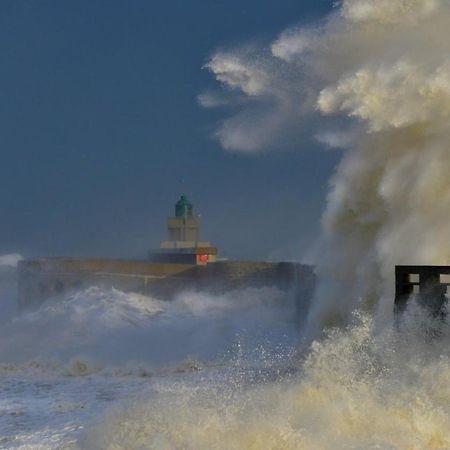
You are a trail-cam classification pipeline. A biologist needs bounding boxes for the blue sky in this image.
[1,0,338,261]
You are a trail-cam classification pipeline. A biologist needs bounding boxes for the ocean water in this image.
[2,267,450,449]
[0,271,302,449]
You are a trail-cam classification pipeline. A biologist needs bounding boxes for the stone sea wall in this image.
[18,258,315,311]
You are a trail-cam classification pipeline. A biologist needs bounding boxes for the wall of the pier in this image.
[17,258,315,310]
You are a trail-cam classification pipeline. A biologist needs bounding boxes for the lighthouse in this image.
[166,195,200,242]
[18,192,313,309]
[153,195,218,265]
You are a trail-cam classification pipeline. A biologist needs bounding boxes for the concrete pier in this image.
[18,257,315,310]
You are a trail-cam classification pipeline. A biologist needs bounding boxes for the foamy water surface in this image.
[80,307,450,450]
[2,276,450,449]
[0,281,303,449]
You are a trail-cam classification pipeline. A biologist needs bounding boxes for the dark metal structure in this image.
[395,265,450,316]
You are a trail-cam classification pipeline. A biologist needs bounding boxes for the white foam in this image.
[0,285,301,448]
[80,310,450,449]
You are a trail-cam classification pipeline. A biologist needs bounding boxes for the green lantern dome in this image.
[175,194,193,218]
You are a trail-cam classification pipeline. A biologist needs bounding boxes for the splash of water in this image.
[77,3,450,446]
[6,2,450,447]
[79,309,450,449]
[203,0,450,332]
[0,285,299,375]
[310,0,450,330]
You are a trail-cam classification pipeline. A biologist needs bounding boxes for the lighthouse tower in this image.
[153,195,218,265]
[165,195,200,243]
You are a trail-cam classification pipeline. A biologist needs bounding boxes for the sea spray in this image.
[0,283,303,448]
[79,308,450,450]
[203,0,450,332]
[0,285,299,373]
[4,1,450,447]
[75,1,450,446]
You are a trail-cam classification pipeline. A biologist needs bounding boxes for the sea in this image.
[1,261,450,449]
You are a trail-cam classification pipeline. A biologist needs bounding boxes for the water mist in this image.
[202,0,450,333]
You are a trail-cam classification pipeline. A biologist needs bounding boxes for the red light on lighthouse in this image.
[198,254,209,263]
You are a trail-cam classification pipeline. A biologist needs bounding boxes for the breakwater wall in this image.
[18,258,315,310]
